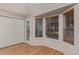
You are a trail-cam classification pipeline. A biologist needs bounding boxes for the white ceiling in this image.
[0,3,28,16]
[0,3,72,18]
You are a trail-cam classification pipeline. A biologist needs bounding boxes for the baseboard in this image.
[0,42,25,49]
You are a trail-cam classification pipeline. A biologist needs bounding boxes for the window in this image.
[63,9,74,45]
[35,18,43,37]
[46,16,59,39]
[27,21,30,41]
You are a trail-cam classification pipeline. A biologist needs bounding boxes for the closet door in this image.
[63,9,74,45]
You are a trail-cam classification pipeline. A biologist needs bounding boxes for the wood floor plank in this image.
[0,42,64,55]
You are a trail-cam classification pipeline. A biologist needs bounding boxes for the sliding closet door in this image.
[63,9,74,45]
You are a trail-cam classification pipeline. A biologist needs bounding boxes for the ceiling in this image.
[0,3,72,19]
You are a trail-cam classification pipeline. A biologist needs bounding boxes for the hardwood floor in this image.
[0,42,64,55]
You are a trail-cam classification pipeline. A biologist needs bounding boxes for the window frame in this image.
[45,15,59,39]
[63,8,74,45]
[35,18,43,37]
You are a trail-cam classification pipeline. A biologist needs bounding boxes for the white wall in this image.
[29,4,79,55]
[0,16,24,48]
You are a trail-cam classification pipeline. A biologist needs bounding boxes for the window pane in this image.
[27,21,30,41]
[63,9,74,45]
[46,16,59,39]
[35,18,43,37]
